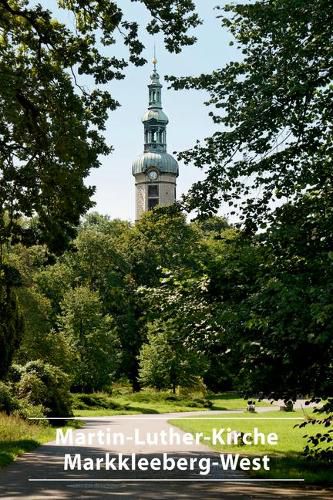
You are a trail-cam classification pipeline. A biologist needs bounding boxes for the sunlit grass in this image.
[208,392,268,411]
[170,410,316,454]
[0,413,79,467]
[170,410,332,484]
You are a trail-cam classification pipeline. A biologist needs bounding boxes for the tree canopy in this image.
[0,0,199,252]
[168,0,332,232]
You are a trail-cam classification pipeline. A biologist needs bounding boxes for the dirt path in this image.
[0,411,331,499]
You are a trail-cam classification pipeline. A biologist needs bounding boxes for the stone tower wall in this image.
[135,173,176,220]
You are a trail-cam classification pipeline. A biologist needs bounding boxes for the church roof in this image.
[132,152,179,176]
[142,109,169,124]
[132,57,179,178]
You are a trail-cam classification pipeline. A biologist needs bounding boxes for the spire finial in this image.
[152,44,157,71]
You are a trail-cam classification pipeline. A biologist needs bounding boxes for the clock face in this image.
[148,170,158,180]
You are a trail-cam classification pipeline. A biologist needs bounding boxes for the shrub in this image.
[165,395,178,401]
[188,398,213,409]
[72,393,121,410]
[17,373,48,404]
[17,360,72,419]
[7,363,23,383]
[14,402,47,421]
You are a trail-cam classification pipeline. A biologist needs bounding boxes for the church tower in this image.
[132,57,179,220]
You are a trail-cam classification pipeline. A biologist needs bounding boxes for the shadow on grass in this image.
[209,392,243,401]
[0,439,40,467]
[75,405,161,416]
[126,406,159,414]
[209,392,247,411]
[209,405,230,411]
[49,419,82,428]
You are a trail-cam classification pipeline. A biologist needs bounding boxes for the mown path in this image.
[0,410,331,499]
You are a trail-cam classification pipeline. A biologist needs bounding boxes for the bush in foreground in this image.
[14,360,72,419]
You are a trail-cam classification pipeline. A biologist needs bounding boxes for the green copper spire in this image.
[150,45,160,107]
[132,56,178,178]
[142,56,168,153]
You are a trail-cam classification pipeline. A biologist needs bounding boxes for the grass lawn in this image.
[0,413,79,468]
[73,390,266,416]
[209,392,268,411]
[73,390,215,416]
[170,410,332,484]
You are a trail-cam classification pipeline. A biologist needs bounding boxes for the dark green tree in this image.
[0,267,23,378]
[57,286,120,392]
[237,193,333,397]
[139,319,207,393]
[166,0,333,397]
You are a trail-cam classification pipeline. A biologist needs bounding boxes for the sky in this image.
[44,1,239,221]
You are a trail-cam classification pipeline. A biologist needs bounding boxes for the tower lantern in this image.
[132,58,179,220]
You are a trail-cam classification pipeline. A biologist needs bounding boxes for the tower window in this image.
[148,198,159,210]
[148,184,159,210]
[148,185,158,197]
